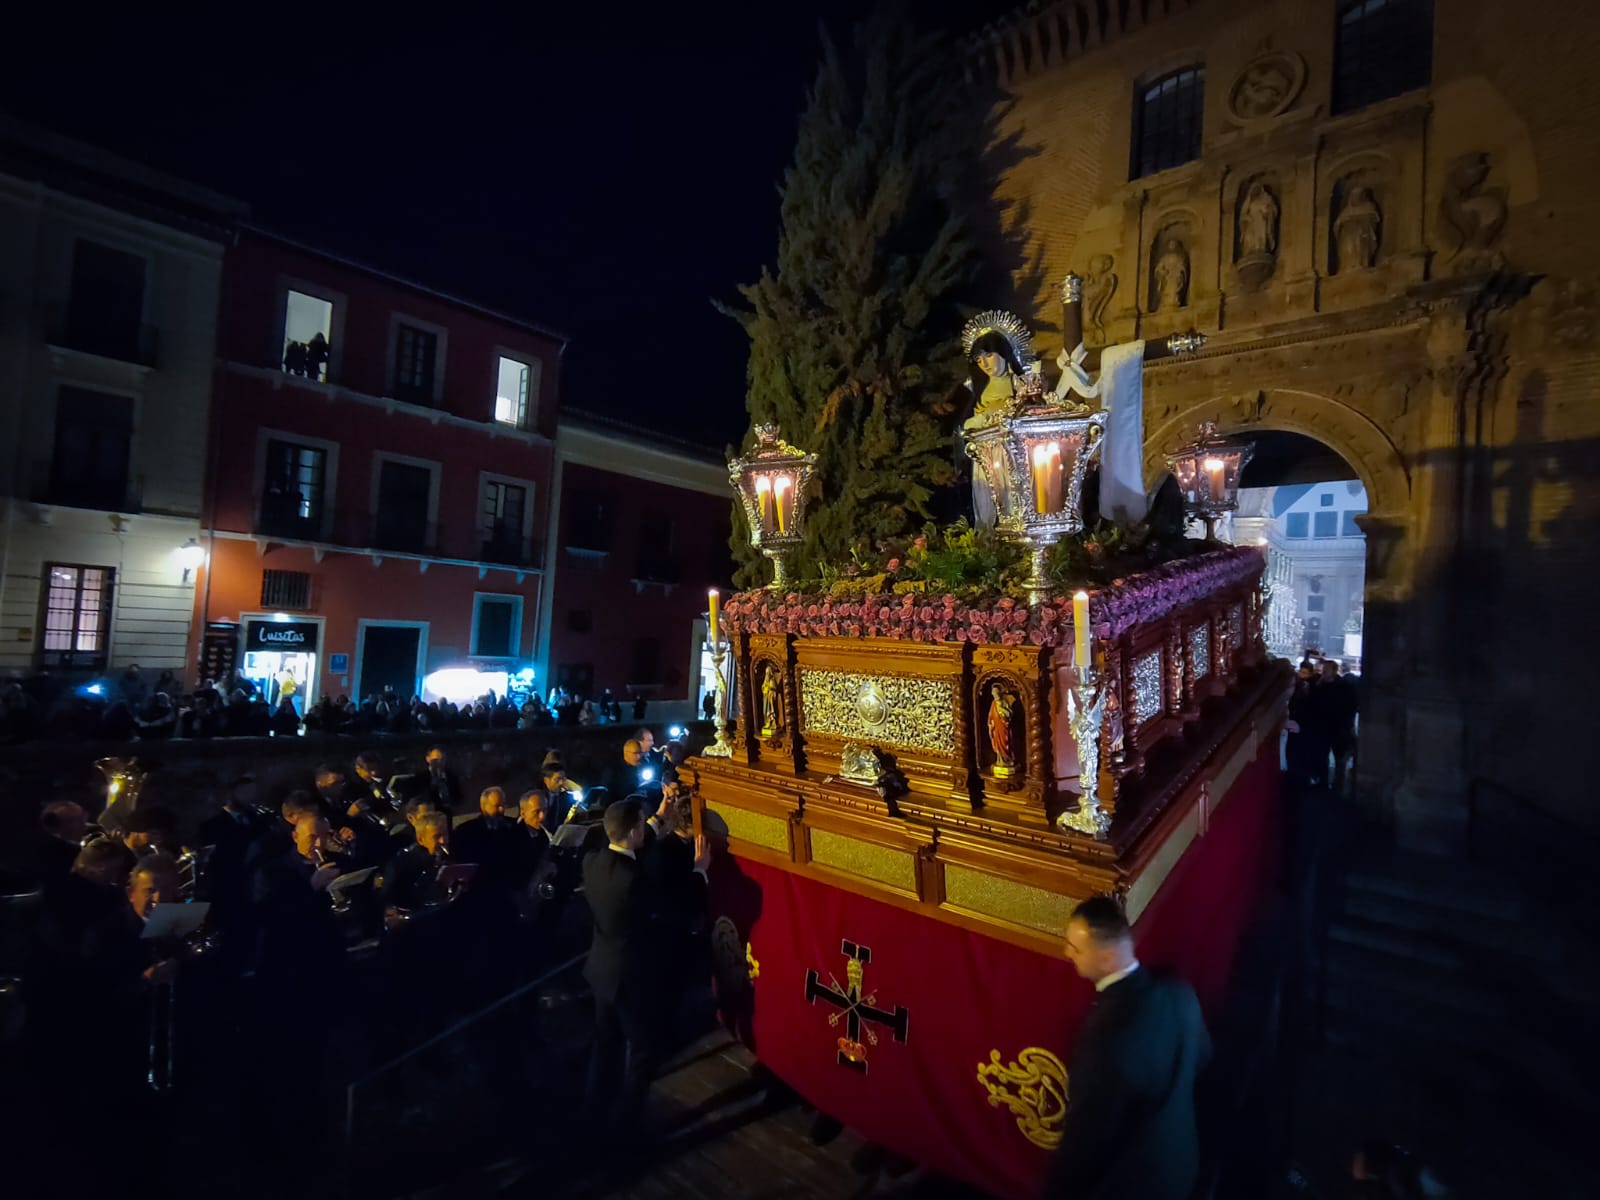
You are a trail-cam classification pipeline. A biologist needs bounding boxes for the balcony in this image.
[480,528,541,568]
[369,514,436,556]
[48,306,160,368]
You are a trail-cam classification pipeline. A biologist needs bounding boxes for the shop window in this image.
[472,594,522,659]
[51,387,132,511]
[65,240,147,362]
[394,324,438,405]
[40,563,114,670]
[261,439,328,538]
[1131,66,1204,179]
[261,569,313,611]
[1314,511,1339,538]
[1333,0,1433,115]
[282,290,333,381]
[1285,512,1309,539]
[495,356,539,429]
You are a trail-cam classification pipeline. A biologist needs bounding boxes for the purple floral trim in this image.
[721,546,1264,648]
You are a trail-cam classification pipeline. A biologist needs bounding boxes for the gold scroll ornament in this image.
[975,1046,1069,1150]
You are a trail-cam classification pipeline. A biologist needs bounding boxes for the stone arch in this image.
[1142,387,1411,520]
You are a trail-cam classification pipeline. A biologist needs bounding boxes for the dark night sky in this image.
[2,4,1012,451]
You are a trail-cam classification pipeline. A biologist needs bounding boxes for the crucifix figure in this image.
[804,939,910,1073]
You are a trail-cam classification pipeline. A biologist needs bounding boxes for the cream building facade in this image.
[0,122,240,681]
[974,0,1600,847]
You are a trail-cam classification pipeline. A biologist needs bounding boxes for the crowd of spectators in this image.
[0,664,658,745]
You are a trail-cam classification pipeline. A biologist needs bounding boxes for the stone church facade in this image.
[974,0,1600,850]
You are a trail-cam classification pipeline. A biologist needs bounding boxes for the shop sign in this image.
[245,620,320,652]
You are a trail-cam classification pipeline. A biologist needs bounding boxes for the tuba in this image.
[92,756,148,840]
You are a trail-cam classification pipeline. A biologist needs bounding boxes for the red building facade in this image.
[537,415,733,719]
[193,228,565,707]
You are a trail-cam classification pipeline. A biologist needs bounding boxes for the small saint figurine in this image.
[987,687,1018,777]
[760,668,782,737]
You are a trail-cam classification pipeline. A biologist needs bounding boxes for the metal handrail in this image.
[341,950,586,1179]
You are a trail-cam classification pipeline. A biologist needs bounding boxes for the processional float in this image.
[689,277,1286,1198]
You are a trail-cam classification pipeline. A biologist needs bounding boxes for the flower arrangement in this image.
[721,543,1264,648]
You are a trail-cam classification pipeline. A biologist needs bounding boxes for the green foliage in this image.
[718,3,980,587]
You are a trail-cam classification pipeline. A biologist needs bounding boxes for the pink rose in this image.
[996,597,1016,611]
[968,624,987,643]
[942,595,958,610]
[918,606,934,622]
[879,607,892,622]
[1028,629,1046,645]
[806,604,820,618]
[886,558,901,573]
[913,536,928,550]
[1001,630,1026,645]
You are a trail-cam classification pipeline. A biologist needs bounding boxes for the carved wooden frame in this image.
[970,643,1052,824]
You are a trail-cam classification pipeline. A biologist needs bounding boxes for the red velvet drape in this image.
[705,741,1281,1198]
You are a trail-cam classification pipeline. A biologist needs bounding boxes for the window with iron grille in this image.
[260,569,313,611]
[1332,0,1433,115]
[1131,66,1205,179]
[40,563,114,669]
[394,324,438,405]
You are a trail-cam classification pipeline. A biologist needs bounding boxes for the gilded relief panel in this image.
[798,668,956,756]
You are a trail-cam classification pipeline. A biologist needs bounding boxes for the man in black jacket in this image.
[1045,896,1211,1200]
[581,796,708,1128]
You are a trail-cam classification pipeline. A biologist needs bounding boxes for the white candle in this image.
[1073,590,1092,675]
[754,475,773,531]
[773,475,792,534]
[1203,456,1226,504]
[1031,445,1050,513]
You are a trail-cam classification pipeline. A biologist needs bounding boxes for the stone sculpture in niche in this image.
[1084,253,1117,339]
[1439,152,1508,268]
[1235,181,1279,291]
[1334,185,1382,273]
[1153,237,1190,310]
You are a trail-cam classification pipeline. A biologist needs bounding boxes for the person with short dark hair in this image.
[1045,896,1210,1200]
[21,800,88,886]
[581,795,709,1128]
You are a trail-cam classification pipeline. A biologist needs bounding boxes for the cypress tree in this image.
[720,6,980,588]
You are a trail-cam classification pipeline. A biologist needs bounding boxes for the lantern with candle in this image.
[1165,421,1255,542]
[730,424,818,590]
[960,312,1105,605]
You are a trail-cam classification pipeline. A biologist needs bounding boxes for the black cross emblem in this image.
[804,938,909,1074]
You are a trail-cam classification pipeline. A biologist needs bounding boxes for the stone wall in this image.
[974,0,1600,848]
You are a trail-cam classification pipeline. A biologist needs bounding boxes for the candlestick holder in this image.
[1056,666,1110,838]
[700,638,736,759]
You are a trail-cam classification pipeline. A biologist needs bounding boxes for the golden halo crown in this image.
[961,309,1037,368]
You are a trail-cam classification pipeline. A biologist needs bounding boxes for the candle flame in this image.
[1203,457,1226,472]
[755,475,771,493]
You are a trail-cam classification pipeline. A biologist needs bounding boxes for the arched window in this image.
[1332,0,1433,114]
[1131,66,1205,180]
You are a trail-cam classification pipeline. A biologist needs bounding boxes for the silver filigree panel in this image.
[1228,604,1244,651]
[1131,650,1164,726]
[798,669,956,755]
[1190,624,1211,680]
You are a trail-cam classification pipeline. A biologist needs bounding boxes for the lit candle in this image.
[754,475,773,531]
[708,588,720,645]
[1073,590,1092,675]
[773,475,792,534]
[1046,441,1062,513]
[1203,456,1226,504]
[1031,444,1050,514]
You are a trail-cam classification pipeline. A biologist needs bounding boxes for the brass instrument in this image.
[94,756,148,838]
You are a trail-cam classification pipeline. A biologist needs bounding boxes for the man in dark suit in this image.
[1045,896,1211,1200]
[581,796,708,1128]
